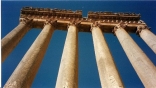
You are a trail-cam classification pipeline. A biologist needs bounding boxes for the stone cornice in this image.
[20,7,146,33]
[21,7,82,18]
[88,11,140,21]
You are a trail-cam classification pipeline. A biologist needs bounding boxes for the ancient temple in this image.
[2,7,156,88]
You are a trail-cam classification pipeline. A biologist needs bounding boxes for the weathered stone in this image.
[137,26,156,54]
[55,24,78,88]
[4,23,54,88]
[1,18,32,62]
[91,24,123,88]
[114,25,156,88]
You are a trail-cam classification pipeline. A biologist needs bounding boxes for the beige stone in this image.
[114,25,156,87]
[4,23,54,88]
[55,24,78,88]
[91,26,123,88]
[1,19,32,62]
[139,28,156,54]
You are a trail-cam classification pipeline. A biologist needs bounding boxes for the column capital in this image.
[19,17,33,24]
[136,25,150,34]
[90,21,101,31]
[68,20,81,28]
[112,22,127,35]
[116,22,127,29]
[44,19,57,28]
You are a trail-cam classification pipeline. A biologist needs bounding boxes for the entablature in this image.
[88,11,140,21]
[21,7,82,18]
[20,7,147,33]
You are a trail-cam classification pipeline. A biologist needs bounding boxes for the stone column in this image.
[4,20,55,88]
[55,23,78,88]
[137,25,156,54]
[91,22,123,88]
[1,18,33,62]
[113,23,156,88]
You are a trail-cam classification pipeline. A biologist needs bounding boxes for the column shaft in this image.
[2,19,32,62]
[4,23,54,88]
[139,28,156,54]
[55,25,78,88]
[114,26,156,87]
[91,26,123,88]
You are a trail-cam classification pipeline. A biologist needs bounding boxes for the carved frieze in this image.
[19,7,147,32]
[88,11,140,21]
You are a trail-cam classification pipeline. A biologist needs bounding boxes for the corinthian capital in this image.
[44,19,57,27]
[90,21,101,31]
[112,22,127,35]
[117,22,127,29]
[91,21,100,27]
[68,20,81,28]
[19,17,33,24]
[136,25,150,34]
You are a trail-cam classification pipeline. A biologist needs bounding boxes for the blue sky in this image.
[1,1,156,88]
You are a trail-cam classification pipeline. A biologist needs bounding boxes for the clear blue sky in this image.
[2,1,156,88]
